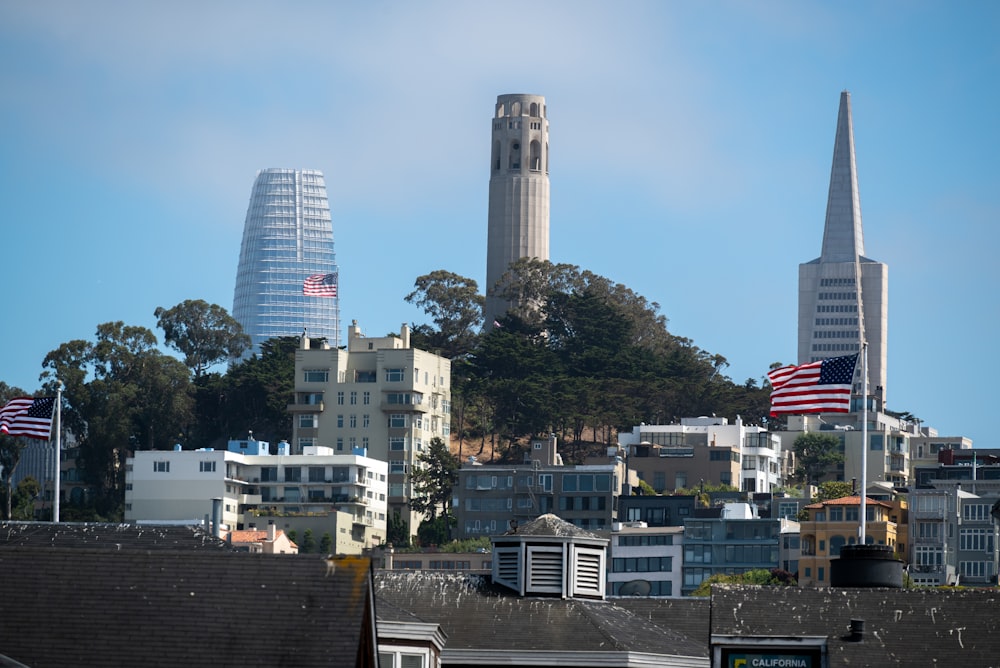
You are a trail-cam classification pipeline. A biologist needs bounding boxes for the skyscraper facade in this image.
[233,169,341,357]
[798,92,888,402]
[484,93,550,326]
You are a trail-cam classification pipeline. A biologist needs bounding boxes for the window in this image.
[350,391,357,405]
[260,466,277,481]
[363,414,370,428]
[963,504,992,522]
[390,437,406,451]
[537,474,553,492]
[336,438,344,452]
[309,467,325,482]
[337,391,345,405]
[349,414,357,428]
[363,391,370,405]
[298,414,316,429]
[199,461,216,473]
[337,415,344,428]
[389,414,407,428]
[960,528,993,552]
[390,461,406,474]
[285,467,301,482]
[385,368,405,382]
[303,369,329,383]
[154,461,170,473]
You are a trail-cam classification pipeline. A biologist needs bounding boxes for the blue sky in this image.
[1,2,996,447]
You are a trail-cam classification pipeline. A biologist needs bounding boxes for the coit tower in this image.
[484,93,550,326]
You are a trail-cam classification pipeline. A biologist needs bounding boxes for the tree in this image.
[405,270,485,359]
[386,511,410,549]
[320,532,333,554]
[409,437,458,522]
[792,432,844,484]
[816,480,855,502]
[301,528,316,554]
[0,382,30,519]
[10,476,40,520]
[154,300,250,378]
[40,321,194,518]
[691,568,796,596]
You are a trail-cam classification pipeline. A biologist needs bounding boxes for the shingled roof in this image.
[0,543,377,667]
[374,571,709,666]
[710,584,1000,665]
[0,521,233,550]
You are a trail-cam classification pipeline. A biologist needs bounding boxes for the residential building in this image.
[377,548,492,573]
[607,523,684,597]
[232,168,341,357]
[618,416,782,494]
[774,411,931,488]
[484,93,550,326]
[124,436,388,553]
[681,503,787,595]
[909,465,1000,587]
[453,436,630,539]
[798,91,887,401]
[618,494,697,527]
[225,524,298,554]
[797,495,907,587]
[289,321,451,534]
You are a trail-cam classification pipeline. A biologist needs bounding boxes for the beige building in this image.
[484,93,550,326]
[225,524,298,554]
[798,495,907,587]
[289,321,451,534]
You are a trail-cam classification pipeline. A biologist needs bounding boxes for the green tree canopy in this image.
[409,437,459,522]
[154,299,250,378]
[405,270,484,359]
[793,432,845,484]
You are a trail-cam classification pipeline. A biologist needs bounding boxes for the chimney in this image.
[211,497,223,539]
[400,323,410,348]
[847,619,865,642]
[267,520,276,542]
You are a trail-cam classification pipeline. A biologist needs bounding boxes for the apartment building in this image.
[797,495,907,587]
[453,436,631,538]
[125,436,388,553]
[681,503,787,595]
[288,321,451,533]
[607,523,684,597]
[618,416,782,494]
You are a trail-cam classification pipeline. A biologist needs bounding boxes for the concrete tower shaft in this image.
[484,94,550,326]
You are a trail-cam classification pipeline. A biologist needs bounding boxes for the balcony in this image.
[239,494,262,505]
[287,401,324,413]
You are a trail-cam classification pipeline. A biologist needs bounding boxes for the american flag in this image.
[767,353,858,416]
[0,396,56,440]
[303,273,338,297]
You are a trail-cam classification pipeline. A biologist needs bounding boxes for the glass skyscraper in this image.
[232,169,341,358]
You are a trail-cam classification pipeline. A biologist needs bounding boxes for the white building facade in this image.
[125,438,388,552]
[607,524,684,598]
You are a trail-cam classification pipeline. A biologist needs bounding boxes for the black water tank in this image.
[830,544,903,588]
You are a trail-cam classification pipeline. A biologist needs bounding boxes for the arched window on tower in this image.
[530,102,539,117]
[496,103,505,118]
[492,140,501,172]
[545,142,549,173]
[511,101,521,116]
[529,140,541,172]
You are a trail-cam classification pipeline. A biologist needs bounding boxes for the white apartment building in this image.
[607,523,684,598]
[125,438,388,553]
[289,321,451,534]
[618,416,783,493]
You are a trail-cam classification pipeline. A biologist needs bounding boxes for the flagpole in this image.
[859,344,867,544]
[53,383,62,523]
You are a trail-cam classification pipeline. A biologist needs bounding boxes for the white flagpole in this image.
[53,383,62,523]
[859,344,867,544]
